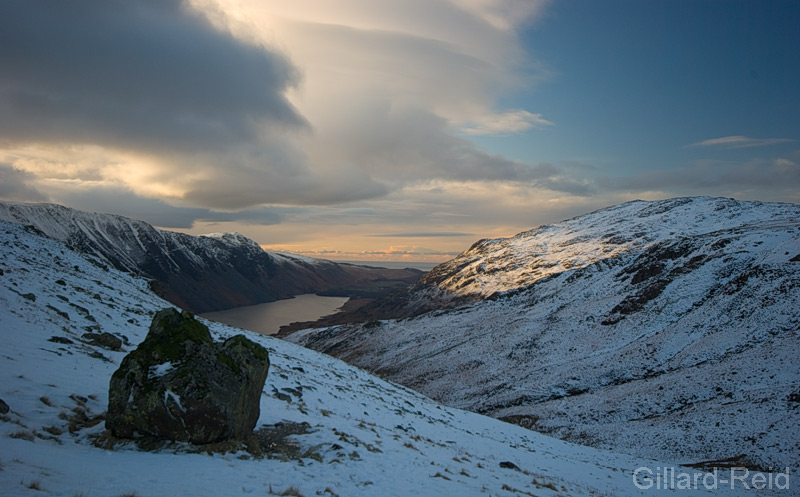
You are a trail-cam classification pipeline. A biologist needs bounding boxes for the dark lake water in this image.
[201,294,349,336]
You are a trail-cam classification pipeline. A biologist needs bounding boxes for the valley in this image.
[1,215,752,496]
[1,196,797,496]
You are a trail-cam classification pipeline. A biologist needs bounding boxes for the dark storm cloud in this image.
[0,0,305,152]
[0,164,48,202]
[51,185,285,229]
[0,0,593,218]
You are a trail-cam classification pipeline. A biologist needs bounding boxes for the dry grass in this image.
[532,478,559,491]
[268,485,306,497]
[402,441,418,451]
[42,425,64,436]
[39,396,53,407]
[65,406,105,433]
[501,483,538,496]
[27,479,42,490]
[8,430,35,442]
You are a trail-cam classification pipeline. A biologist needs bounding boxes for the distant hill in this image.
[288,197,800,471]
[0,201,421,313]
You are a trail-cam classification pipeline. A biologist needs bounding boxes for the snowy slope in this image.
[422,196,800,300]
[1,220,767,497]
[0,201,417,313]
[289,197,800,472]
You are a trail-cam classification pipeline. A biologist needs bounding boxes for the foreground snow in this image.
[0,223,778,496]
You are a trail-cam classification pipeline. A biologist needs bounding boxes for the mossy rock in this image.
[137,308,212,362]
[106,308,269,445]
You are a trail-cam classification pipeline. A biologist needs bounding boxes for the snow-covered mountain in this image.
[0,201,420,313]
[2,219,768,496]
[288,197,800,472]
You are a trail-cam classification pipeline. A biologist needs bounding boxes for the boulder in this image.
[106,308,269,444]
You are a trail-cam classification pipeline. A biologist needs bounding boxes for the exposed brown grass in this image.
[8,430,35,442]
[268,485,306,497]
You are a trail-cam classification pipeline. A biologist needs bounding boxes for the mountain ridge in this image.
[288,196,800,471]
[0,201,421,313]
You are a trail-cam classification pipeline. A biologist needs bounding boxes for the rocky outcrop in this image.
[106,309,269,445]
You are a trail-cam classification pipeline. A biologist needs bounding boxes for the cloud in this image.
[43,182,286,229]
[687,136,794,149]
[1,0,569,216]
[365,245,460,256]
[450,0,551,30]
[367,232,474,238]
[0,164,48,202]
[461,110,554,135]
[0,0,358,210]
[0,0,306,154]
[307,102,589,195]
[297,245,462,260]
[194,1,562,195]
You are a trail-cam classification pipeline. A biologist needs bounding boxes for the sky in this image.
[1,0,798,262]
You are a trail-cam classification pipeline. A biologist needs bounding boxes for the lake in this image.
[201,294,349,336]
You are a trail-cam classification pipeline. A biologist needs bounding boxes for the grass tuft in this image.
[501,483,538,496]
[268,485,306,497]
[9,430,35,442]
[43,425,64,436]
